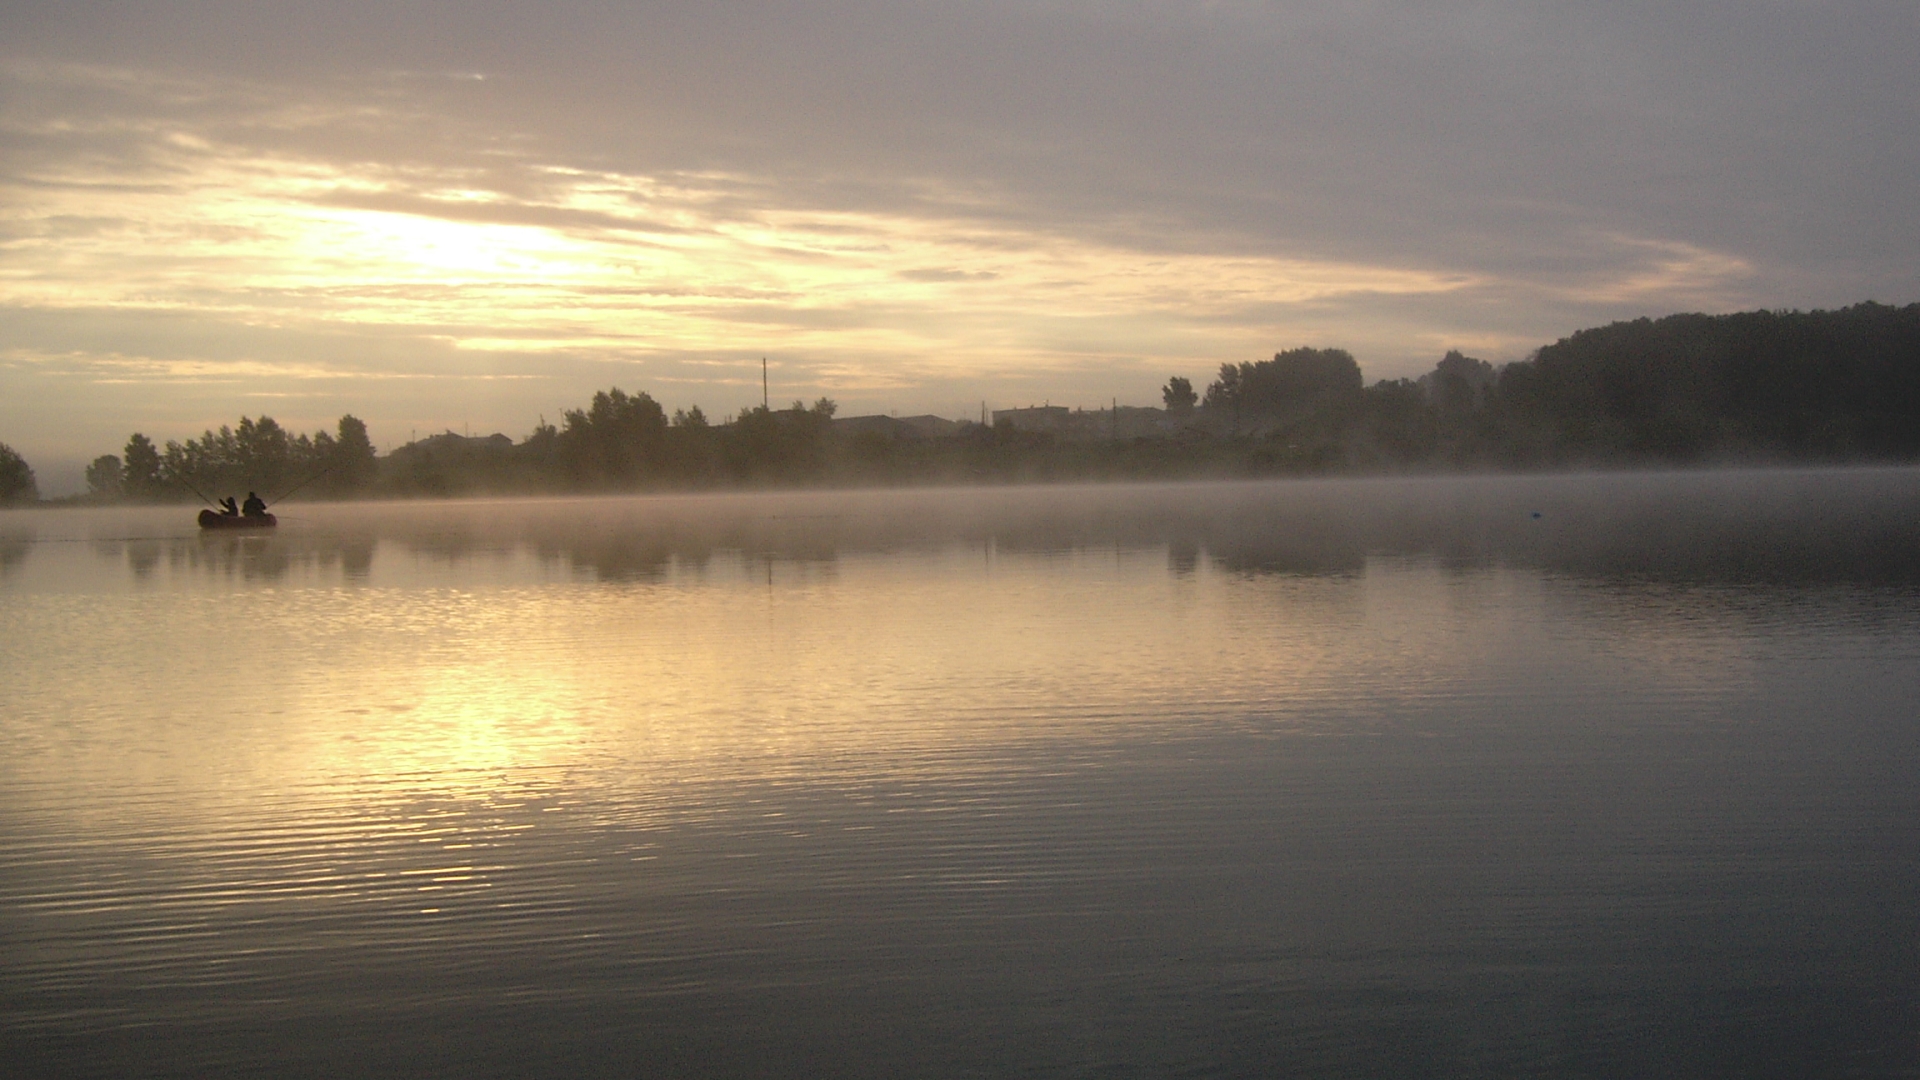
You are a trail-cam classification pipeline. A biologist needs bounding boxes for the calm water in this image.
[4,471,1919,1078]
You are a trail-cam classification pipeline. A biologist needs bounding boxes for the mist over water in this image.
[4,471,1919,1078]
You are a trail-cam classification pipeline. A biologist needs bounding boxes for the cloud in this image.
[2,2,1917,481]
[0,64,1486,370]
[897,268,1001,283]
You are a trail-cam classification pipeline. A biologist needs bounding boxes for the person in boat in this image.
[242,491,267,517]
[219,496,239,516]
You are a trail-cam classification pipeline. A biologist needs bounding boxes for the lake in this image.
[4,470,1919,1078]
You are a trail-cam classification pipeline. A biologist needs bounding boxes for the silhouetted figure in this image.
[219,496,239,516]
[242,492,266,517]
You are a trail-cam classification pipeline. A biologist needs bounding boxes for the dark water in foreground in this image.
[3,470,1919,1078]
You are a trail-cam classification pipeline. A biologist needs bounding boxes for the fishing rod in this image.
[265,460,339,508]
[174,475,219,510]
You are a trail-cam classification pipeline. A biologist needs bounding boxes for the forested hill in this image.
[1498,302,1920,463]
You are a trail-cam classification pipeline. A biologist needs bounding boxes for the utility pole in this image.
[762,357,769,411]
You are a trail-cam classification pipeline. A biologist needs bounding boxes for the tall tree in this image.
[1425,350,1495,414]
[329,415,378,493]
[1202,349,1363,446]
[1162,376,1197,415]
[86,455,125,500]
[232,415,293,493]
[123,434,164,500]
[557,388,670,486]
[1206,348,1362,418]
[0,442,38,504]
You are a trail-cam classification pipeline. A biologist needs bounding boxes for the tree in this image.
[330,415,378,493]
[0,442,38,504]
[1206,348,1362,419]
[717,398,838,481]
[1200,348,1365,452]
[1201,363,1244,433]
[87,455,125,500]
[232,415,294,494]
[140,414,373,501]
[1489,303,1920,463]
[1201,363,1241,411]
[1162,376,1197,415]
[557,388,669,486]
[1359,379,1437,464]
[123,434,163,500]
[1423,350,1495,414]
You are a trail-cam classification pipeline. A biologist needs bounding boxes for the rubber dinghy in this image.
[199,509,277,529]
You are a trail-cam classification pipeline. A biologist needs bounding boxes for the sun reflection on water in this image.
[7,478,1920,1076]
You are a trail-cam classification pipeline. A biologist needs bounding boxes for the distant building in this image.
[895,414,961,439]
[1109,406,1173,440]
[833,414,963,440]
[991,406,1072,433]
[390,431,514,462]
[842,404,1174,443]
[991,405,1176,440]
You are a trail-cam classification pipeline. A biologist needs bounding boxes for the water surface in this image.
[4,471,1919,1077]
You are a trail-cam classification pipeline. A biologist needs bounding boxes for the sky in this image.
[4,0,1917,492]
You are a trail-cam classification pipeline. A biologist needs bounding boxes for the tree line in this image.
[366,303,1920,495]
[78,415,379,504]
[1161,301,1920,471]
[8,300,1917,506]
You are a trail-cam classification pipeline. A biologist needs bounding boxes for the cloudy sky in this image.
[4,0,1917,490]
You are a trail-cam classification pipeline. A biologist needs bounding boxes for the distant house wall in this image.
[991,406,1072,433]
[843,406,1171,441]
[832,415,965,440]
[833,415,913,438]
[896,415,961,438]
[993,405,1177,440]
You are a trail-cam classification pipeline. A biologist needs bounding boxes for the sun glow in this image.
[8,162,1476,370]
[0,63,1484,400]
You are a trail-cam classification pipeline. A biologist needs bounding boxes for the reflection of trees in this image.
[1502,473,1920,587]
[533,532,675,582]
[182,532,378,583]
[128,541,162,578]
[1216,471,1920,588]
[0,530,30,576]
[397,524,491,564]
[339,537,374,579]
[963,472,1920,588]
[75,531,376,584]
[1168,540,1200,576]
[1199,530,1366,577]
[190,534,294,581]
[115,471,1917,593]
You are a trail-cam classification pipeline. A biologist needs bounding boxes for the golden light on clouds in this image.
[3,141,1480,382]
[0,58,1785,472]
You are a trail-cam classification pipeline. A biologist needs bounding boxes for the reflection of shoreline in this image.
[77,530,378,583]
[18,468,1920,589]
[354,469,1920,588]
[0,531,30,577]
